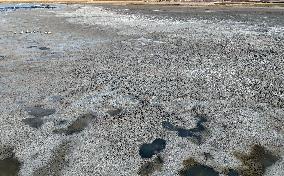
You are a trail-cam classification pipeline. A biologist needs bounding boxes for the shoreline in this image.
[0,1,284,8]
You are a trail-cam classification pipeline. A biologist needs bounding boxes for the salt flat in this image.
[0,4,283,176]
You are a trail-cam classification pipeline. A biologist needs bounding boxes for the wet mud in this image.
[138,156,164,176]
[22,107,56,128]
[235,145,280,176]
[25,107,55,118]
[33,142,70,176]
[0,147,21,176]
[22,117,44,129]
[179,158,219,176]
[38,47,50,51]
[107,108,123,116]
[53,113,96,135]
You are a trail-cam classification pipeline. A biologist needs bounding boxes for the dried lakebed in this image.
[0,3,284,176]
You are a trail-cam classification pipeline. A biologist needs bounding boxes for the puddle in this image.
[54,113,96,135]
[0,4,55,12]
[227,169,239,176]
[162,114,207,144]
[0,147,21,176]
[107,108,122,116]
[138,156,164,176]
[176,128,200,138]
[179,158,219,176]
[39,47,50,50]
[25,107,55,118]
[139,138,166,158]
[235,144,280,176]
[33,142,70,176]
[181,164,219,176]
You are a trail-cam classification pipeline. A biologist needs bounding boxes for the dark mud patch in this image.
[179,158,219,176]
[0,4,55,12]
[22,117,44,128]
[0,158,21,176]
[53,113,96,135]
[27,46,37,49]
[25,106,55,118]
[33,142,70,176]
[23,107,55,128]
[162,121,176,131]
[49,95,63,103]
[107,108,123,116]
[234,144,280,176]
[38,47,50,51]
[138,156,164,176]
[162,114,208,144]
[56,119,68,126]
[0,147,21,176]
[203,152,213,161]
[139,138,166,158]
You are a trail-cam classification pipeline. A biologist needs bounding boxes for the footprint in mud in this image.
[49,95,63,103]
[138,155,164,176]
[38,47,50,51]
[23,106,56,128]
[179,158,219,176]
[25,107,55,118]
[22,117,44,129]
[0,147,21,176]
[139,138,166,159]
[107,108,123,116]
[53,113,96,135]
[27,46,37,49]
[234,144,280,176]
[162,121,176,131]
[162,114,208,144]
[33,142,70,176]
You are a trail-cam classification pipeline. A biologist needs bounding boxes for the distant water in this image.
[0,4,55,12]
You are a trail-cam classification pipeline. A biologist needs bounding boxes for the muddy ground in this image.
[0,3,283,176]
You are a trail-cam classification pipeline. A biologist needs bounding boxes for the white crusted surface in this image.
[0,4,283,176]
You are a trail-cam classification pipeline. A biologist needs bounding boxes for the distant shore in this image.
[0,0,284,8]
